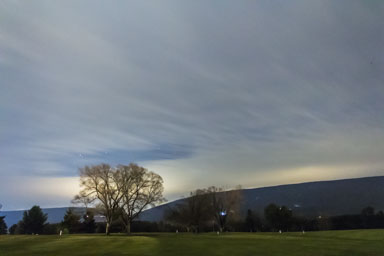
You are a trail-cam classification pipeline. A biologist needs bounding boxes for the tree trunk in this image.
[126,221,131,235]
[105,222,110,235]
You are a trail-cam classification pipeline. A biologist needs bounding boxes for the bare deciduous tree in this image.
[166,189,213,232]
[74,163,165,235]
[116,163,165,234]
[166,186,243,232]
[72,191,94,209]
[75,164,124,235]
[208,186,243,232]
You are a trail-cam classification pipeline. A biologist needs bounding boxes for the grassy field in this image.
[0,230,383,256]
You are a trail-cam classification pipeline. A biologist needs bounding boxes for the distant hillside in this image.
[2,176,384,227]
[139,176,384,222]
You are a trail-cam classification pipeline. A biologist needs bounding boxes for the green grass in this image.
[1,230,383,256]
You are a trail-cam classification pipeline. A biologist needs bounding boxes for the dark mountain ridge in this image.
[139,176,384,222]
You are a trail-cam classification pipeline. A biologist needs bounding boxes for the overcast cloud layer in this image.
[1,1,384,210]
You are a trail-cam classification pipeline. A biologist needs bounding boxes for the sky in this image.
[1,1,384,210]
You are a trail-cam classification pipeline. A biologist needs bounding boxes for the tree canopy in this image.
[19,205,47,234]
[75,163,165,234]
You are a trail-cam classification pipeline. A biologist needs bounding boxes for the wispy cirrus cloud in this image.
[1,1,384,209]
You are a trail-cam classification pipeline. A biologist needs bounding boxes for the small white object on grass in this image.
[279,230,282,234]
[59,230,63,236]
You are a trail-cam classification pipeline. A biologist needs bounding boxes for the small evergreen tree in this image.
[361,206,376,228]
[82,210,96,233]
[264,204,293,231]
[0,216,7,234]
[361,206,375,216]
[245,209,255,232]
[245,209,262,232]
[61,208,81,233]
[9,224,18,235]
[20,205,47,234]
[42,223,59,234]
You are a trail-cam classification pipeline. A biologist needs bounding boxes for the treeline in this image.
[3,205,179,235]
[244,205,384,232]
[86,204,384,233]
[2,204,384,235]
[320,206,384,230]
[6,206,97,235]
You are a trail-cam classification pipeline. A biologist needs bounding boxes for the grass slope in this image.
[0,230,383,256]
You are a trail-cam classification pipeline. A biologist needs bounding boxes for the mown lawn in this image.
[0,230,383,256]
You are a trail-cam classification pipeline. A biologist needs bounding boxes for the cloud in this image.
[1,1,384,209]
